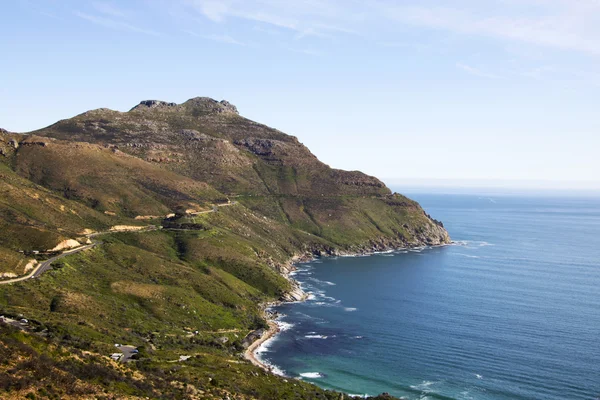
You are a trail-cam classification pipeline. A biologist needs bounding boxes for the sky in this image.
[2,0,600,190]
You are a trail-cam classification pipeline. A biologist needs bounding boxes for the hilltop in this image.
[0,97,449,399]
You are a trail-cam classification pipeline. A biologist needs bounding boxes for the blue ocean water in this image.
[258,193,600,400]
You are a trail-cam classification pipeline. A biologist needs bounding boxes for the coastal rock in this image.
[281,285,307,302]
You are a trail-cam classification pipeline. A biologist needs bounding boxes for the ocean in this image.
[256,193,600,400]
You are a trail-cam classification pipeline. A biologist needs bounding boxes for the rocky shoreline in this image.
[244,238,454,374]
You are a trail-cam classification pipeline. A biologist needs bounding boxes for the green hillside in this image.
[0,98,449,399]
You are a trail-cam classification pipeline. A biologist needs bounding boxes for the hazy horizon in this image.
[386,178,600,194]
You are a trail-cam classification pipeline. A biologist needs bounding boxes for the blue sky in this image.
[2,0,600,189]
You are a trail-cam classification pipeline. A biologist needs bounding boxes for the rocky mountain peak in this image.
[129,97,239,116]
[184,97,239,115]
[130,100,178,111]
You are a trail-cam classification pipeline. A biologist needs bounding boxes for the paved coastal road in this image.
[0,243,97,285]
[0,226,160,285]
[0,202,238,285]
[187,201,237,215]
[117,345,138,363]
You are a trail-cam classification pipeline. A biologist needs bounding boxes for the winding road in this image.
[0,243,97,285]
[0,202,239,285]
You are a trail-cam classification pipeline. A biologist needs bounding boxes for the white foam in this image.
[475,374,483,379]
[276,320,295,332]
[304,334,328,339]
[452,240,494,248]
[410,380,438,392]
[299,372,323,379]
[452,240,470,247]
[268,364,287,376]
[344,307,358,312]
[309,277,336,286]
[254,347,286,376]
[255,339,273,354]
[374,249,394,254]
[456,253,481,259]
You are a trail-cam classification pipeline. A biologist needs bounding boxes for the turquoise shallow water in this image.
[258,193,600,399]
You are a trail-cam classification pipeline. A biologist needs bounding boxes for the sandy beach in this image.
[244,320,280,371]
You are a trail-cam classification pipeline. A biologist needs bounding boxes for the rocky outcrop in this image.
[129,98,239,116]
[218,100,239,114]
[234,138,277,157]
[179,129,215,141]
[281,284,307,302]
[21,136,49,147]
[184,97,240,115]
[331,170,386,189]
[48,239,81,252]
[132,100,177,110]
[23,260,37,273]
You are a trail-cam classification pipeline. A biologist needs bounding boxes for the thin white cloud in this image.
[383,2,600,55]
[184,0,358,39]
[192,0,229,22]
[286,47,321,56]
[74,11,161,36]
[181,0,600,55]
[92,2,125,18]
[183,29,200,37]
[456,63,502,79]
[202,34,246,46]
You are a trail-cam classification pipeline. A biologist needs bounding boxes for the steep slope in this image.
[31,97,449,249]
[33,98,389,197]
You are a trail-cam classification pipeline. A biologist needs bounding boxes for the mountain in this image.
[0,98,449,399]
